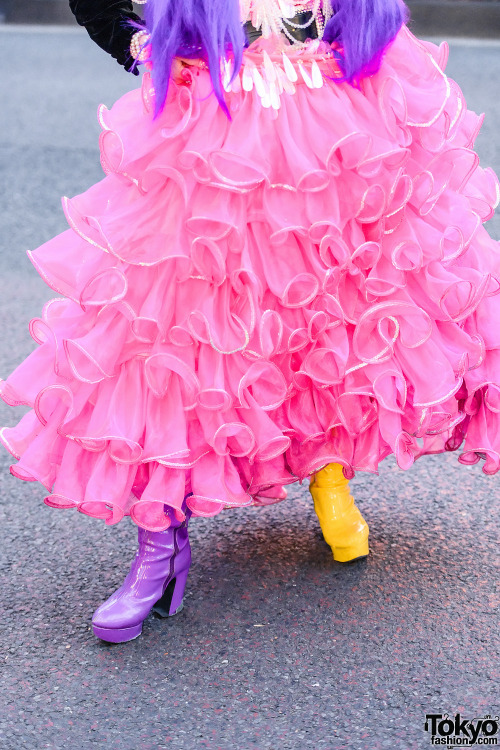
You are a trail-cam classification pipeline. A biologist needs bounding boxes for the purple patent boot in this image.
[92,511,191,643]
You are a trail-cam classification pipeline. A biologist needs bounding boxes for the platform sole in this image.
[92,577,187,642]
[92,622,143,644]
[332,538,370,563]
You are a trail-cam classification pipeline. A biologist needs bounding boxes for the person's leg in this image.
[92,505,192,643]
[310,464,369,562]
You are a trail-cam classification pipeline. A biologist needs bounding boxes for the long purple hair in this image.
[144,0,244,115]
[144,0,408,115]
[324,0,409,83]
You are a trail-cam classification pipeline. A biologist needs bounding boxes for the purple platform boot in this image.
[92,511,191,643]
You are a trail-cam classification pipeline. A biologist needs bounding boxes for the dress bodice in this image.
[240,0,332,43]
[132,0,331,46]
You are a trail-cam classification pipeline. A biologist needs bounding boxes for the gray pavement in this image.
[0,28,499,750]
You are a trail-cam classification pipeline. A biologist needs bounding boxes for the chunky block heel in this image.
[152,567,190,618]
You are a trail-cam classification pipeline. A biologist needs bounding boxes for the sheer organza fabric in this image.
[1,27,499,531]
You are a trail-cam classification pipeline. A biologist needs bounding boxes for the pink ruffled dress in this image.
[1,23,500,532]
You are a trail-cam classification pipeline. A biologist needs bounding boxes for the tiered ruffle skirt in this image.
[1,26,499,531]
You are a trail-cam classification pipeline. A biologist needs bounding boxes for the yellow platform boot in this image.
[310,463,369,562]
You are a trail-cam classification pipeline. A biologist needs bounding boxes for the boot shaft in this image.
[133,504,192,572]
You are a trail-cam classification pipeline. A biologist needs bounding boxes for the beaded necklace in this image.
[134,0,331,43]
[240,0,332,42]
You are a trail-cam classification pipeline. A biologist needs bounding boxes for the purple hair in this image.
[323,0,409,83]
[144,0,245,115]
[143,0,408,114]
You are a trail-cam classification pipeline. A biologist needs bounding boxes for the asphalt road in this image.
[0,28,499,750]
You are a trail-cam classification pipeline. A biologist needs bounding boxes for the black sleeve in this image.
[69,0,146,74]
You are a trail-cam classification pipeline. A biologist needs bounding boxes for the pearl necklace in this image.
[240,0,332,42]
[133,0,331,43]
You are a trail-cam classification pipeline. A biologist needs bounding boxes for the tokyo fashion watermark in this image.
[424,714,499,747]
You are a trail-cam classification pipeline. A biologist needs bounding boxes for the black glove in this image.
[69,0,146,75]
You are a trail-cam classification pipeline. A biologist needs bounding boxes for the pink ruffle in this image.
[2,26,500,530]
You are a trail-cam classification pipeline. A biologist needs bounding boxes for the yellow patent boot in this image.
[310,463,369,563]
